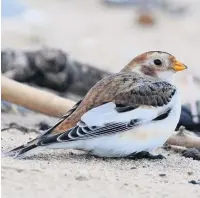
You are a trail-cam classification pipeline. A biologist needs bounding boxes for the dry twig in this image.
[166,126,200,149]
[1,123,40,134]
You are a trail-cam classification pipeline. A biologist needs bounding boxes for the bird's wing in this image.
[50,72,176,134]
[36,73,177,146]
[38,102,172,146]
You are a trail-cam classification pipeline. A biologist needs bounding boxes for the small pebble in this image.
[75,176,88,181]
[130,167,137,169]
[159,173,166,177]
[37,121,51,131]
[182,148,200,160]
[188,172,193,176]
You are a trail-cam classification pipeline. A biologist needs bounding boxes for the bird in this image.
[6,51,187,159]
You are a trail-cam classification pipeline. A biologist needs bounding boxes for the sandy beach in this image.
[1,114,200,198]
[1,0,200,198]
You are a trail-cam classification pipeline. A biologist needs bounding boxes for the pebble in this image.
[159,173,166,177]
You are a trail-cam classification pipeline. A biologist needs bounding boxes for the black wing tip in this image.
[153,109,172,121]
[127,119,141,127]
[3,144,25,157]
[115,104,138,113]
[3,144,38,158]
[39,134,61,146]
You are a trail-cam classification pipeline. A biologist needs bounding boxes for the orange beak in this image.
[172,60,187,72]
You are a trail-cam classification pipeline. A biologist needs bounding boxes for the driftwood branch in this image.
[165,127,200,160]
[166,126,200,149]
[1,76,75,117]
[1,47,110,97]
[1,122,40,134]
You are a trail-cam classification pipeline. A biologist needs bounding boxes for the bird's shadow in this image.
[15,149,165,163]
[19,151,124,163]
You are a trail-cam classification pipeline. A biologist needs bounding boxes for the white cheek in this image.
[156,70,175,83]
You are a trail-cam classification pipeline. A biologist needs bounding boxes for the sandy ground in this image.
[2,114,200,198]
[1,0,200,198]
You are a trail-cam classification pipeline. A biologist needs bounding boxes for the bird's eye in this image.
[154,59,162,66]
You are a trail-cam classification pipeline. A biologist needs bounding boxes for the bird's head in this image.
[122,51,187,83]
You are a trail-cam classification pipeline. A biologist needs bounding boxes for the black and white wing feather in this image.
[38,100,174,146]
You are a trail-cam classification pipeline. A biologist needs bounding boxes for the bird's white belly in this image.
[74,97,181,157]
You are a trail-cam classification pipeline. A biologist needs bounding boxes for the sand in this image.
[1,0,200,198]
[1,114,200,198]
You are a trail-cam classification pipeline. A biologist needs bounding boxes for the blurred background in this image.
[2,0,200,73]
[1,0,200,127]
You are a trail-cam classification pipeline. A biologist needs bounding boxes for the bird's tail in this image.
[4,138,40,158]
[4,118,64,158]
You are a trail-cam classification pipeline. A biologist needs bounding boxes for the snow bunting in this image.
[7,51,187,159]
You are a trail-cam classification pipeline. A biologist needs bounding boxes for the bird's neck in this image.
[132,69,175,84]
[156,70,175,84]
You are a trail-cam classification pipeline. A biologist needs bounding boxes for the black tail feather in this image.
[8,144,26,152]
[4,136,40,157]
[3,145,25,157]
[16,144,38,157]
[4,144,38,158]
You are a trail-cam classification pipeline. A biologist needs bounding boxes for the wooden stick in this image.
[166,127,200,149]
[1,76,75,117]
